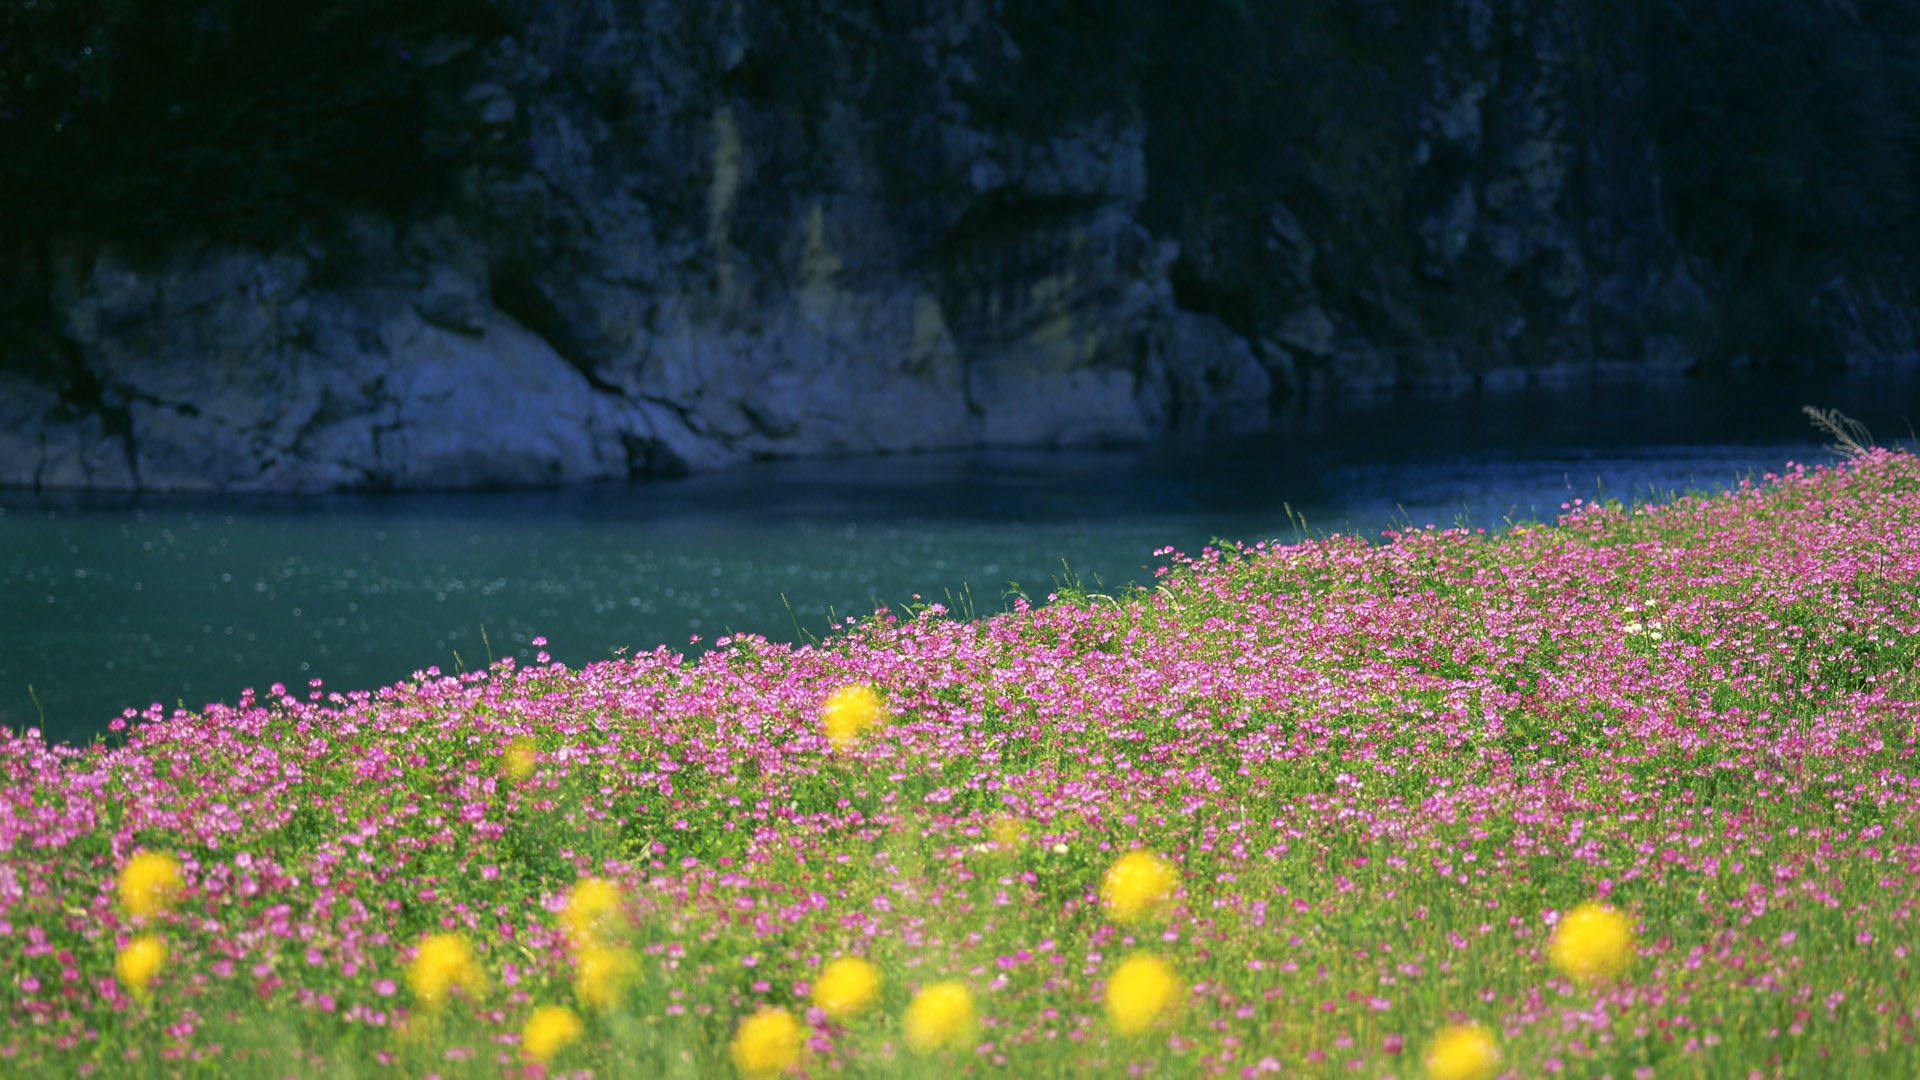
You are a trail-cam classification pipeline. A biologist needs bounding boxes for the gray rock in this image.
[1162,312,1272,424]
[417,264,490,334]
[0,374,58,488]
[37,413,136,490]
[5,0,1915,491]
[1275,307,1339,360]
[465,82,517,126]
[1419,184,1479,276]
[377,316,616,488]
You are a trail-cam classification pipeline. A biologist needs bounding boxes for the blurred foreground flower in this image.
[1424,1023,1500,1080]
[812,955,881,1019]
[1101,850,1177,922]
[1550,901,1635,982]
[502,738,539,782]
[988,814,1028,851]
[1105,952,1181,1034]
[730,1006,803,1077]
[820,682,884,751]
[562,877,625,947]
[521,1004,583,1062]
[904,979,975,1053]
[114,934,166,1000]
[407,933,484,1009]
[575,945,636,1010]
[118,850,182,918]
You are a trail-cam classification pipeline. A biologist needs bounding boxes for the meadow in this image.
[3,449,1918,1079]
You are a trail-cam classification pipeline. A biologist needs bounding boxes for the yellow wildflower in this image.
[118,850,183,918]
[1100,850,1177,922]
[729,1006,804,1077]
[903,979,975,1054]
[1104,952,1181,1035]
[574,945,636,1011]
[521,1004,584,1062]
[502,738,539,782]
[820,682,884,751]
[114,934,166,999]
[1424,1023,1500,1080]
[561,877,626,947]
[811,955,881,1020]
[406,932,484,1009]
[1549,901,1635,982]
[988,814,1028,851]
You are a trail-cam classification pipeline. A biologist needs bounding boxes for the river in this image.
[4,370,1915,745]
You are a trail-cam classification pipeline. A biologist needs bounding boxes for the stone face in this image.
[1158,312,1272,430]
[0,0,1912,491]
[376,317,613,489]
[0,375,59,489]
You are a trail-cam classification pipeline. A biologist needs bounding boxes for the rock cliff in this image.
[1,0,1914,491]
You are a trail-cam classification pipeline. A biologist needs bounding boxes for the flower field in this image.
[4,449,1920,1078]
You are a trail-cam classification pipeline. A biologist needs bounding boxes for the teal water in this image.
[4,372,1916,745]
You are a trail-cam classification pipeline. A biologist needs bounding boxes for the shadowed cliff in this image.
[2,0,1915,490]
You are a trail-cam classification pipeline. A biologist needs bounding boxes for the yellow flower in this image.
[1104,952,1181,1035]
[811,955,881,1020]
[502,738,539,782]
[1549,901,1635,982]
[574,945,636,1011]
[561,877,626,947]
[118,850,183,918]
[729,1006,804,1077]
[903,979,975,1054]
[988,814,1028,852]
[114,934,166,999]
[1100,850,1177,922]
[406,932,484,1009]
[1424,1023,1500,1080]
[820,683,884,751]
[521,1004,584,1062]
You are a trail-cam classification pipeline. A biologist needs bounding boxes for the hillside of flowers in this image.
[4,449,1919,1079]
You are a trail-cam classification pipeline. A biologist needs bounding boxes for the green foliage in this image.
[0,0,503,252]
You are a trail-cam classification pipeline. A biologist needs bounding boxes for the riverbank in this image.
[3,449,1918,1077]
[12,371,1917,749]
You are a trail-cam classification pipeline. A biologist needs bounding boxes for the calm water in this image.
[5,372,1916,745]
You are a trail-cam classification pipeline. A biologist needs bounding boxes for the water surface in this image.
[4,371,1915,745]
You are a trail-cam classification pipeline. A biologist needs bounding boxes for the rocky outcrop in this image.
[3,1,1253,491]
[1160,0,1720,397]
[0,0,1912,491]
